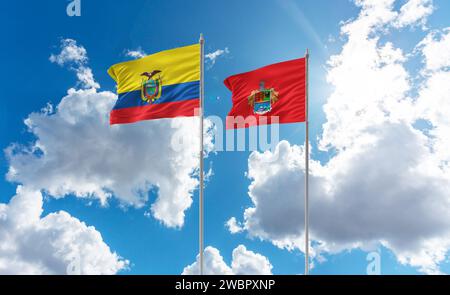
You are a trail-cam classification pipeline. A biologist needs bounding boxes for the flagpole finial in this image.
[199,33,204,43]
[306,48,309,58]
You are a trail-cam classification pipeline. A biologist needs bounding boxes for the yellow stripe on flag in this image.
[108,44,200,94]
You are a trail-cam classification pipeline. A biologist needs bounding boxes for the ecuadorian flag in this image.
[108,44,200,125]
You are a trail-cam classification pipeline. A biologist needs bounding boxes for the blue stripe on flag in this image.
[113,80,199,110]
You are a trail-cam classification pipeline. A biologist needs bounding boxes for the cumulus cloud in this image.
[125,47,147,59]
[7,39,213,228]
[205,48,230,68]
[50,38,99,89]
[49,39,87,66]
[5,88,210,228]
[229,0,450,274]
[417,28,450,72]
[0,186,128,274]
[226,217,244,234]
[395,0,433,28]
[75,67,99,90]
[415,27,450,183]
[182,245,272,275]
[231,245,273,275]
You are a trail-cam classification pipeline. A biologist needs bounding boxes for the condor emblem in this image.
[141,70,162,103]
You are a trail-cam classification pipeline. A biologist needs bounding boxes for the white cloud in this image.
[50,38,99,89]
[5,87,210,228]
[75,67,100,89]
[205,48,230,67]
[7,39,213,228]
[226,217,244,234]
[49,39,87,66]
[395,0,433,28]
[182,245,272,275]
[347,0,433,32]
[231,245,273,275]
[236,136,450,274]
[417,28,450,72]
[0,186,128,274]
[125,47,147,59]
[182,247,232,275]
[342,0,397,38]
[415,27,450,180]
[229,0,450,274]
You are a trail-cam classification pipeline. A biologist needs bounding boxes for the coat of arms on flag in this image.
[141,70,162,103]
[248,81,279,115]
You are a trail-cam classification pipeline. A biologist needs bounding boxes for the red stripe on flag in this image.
[110,99,199,125]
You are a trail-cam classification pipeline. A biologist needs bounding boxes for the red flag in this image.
[224,57,306,129]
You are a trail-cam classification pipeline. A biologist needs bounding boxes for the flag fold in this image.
[224,57,306,129]
[108,44,200,125]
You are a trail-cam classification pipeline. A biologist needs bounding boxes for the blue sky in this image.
[1,0,450,275]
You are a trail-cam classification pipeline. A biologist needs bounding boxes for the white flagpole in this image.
[304,48,310,275]
[199,33,205,276]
